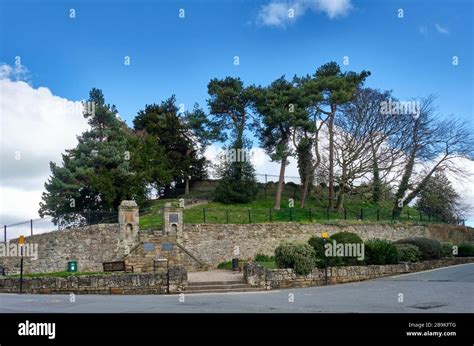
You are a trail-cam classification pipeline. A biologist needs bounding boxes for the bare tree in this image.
[392,96,474,217]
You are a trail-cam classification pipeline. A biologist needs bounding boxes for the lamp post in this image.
[322,232,329,286]
[19,235,25,294]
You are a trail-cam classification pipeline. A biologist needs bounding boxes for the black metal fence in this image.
[184,207,446,225]
[2,211,118,243]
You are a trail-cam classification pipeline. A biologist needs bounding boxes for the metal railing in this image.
[2,211,118,243]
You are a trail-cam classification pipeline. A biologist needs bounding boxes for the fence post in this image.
[226,210,229,224]
[419,211,422,222]
[360,208,364,220]
[344,208,347,220]
[269,208,272,222]
[264,174,267,197]
[377,209,380,221]
[308,208,312,222]
[428,213,431,222]
[30,219,33,237]
[203,208,206,223]
[3,225,6,244]
[248,209,251,223]
[289,208,292,222]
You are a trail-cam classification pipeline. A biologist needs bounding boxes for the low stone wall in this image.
[244,257,474,289]
[182,223,473,268]
[0,266,187,294]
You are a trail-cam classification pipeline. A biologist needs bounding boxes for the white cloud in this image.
[257,0,352,27]
[0,64,89,230]
[435,23,449,34]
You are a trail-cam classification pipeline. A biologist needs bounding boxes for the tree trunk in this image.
[336,182,345,211]
[372,157,382,204]
[393,155,415,217]
[184,176,190,195]
[328,111,335,210]
[274,155,287,210]
[300,170,311,208]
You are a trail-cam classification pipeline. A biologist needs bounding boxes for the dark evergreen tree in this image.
[415,173,462,223]
[39,88,148,226]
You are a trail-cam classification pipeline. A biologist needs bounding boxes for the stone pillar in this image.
[163,204,183,239]
[118,200,139,255]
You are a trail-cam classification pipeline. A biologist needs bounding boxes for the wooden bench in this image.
[102,261,133,273]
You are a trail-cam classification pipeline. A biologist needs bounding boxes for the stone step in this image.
[188,280,246,287]
[183,287,266,294]
[185,283,250,291]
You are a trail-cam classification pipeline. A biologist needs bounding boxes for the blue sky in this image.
[0,0,473,229]
[1,0,472,125]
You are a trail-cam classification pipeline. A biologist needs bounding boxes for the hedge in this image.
[275,242,316,275]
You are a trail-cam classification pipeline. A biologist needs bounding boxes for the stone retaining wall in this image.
[182,223,473,267]
[244,257,474,289]
[0,224,126,275]
[0,266,187,294]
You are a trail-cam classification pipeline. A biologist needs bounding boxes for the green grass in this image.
[139,184,444,230]
[5,271,121,279]
[257,260,277,269]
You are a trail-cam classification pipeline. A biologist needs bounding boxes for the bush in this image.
[441,243,455,257]
[254,253,274,262]
[217,261,232,270]
[274,242,316,275]
[364,239,399,265]
[308,236,326,258]
[396,244,421,263]
[328,232,364,266]
[457,243,474,257]
[396,237,443,260]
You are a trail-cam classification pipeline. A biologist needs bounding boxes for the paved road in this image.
[1,264,473,313]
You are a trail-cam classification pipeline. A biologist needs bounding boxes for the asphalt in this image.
[0,263,473,313]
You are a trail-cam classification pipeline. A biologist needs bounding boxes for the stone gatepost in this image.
[118,200,139,255]
[163,204,183,240]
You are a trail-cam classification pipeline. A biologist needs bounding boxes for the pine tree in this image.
[39,88,148,226]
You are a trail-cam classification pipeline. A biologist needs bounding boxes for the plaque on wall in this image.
[169,213,179,223]
[144,242,155,252]
[161,242,174,251]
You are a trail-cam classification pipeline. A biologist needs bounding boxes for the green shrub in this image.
[217,261,232,270]
[254,253,274,262]
[274,242,316,275]
[308,236,326,258]
[396,244,421,263]
[328,232,364,266]
[441,243,455,257]
[330,232,363,244]
[457,243,474,257]
[254,253,275,262]
[364,239,399,265]
[396,237,443,260]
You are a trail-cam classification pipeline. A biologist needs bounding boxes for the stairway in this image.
[185,270,266,294]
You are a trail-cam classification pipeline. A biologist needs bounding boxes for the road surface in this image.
[1,263,473,313]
